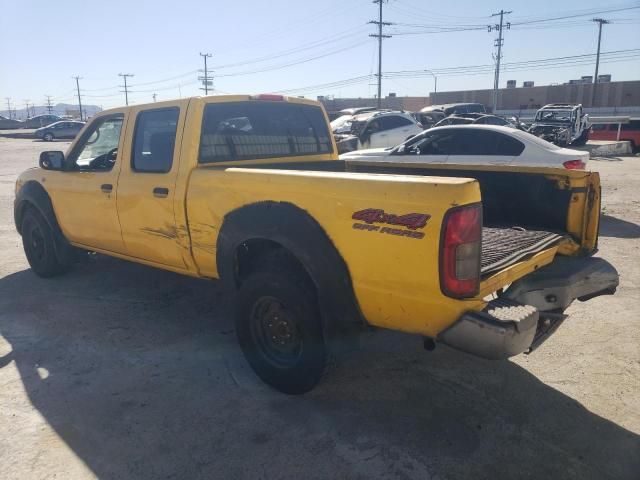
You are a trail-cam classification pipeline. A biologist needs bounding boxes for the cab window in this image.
[199,101,332,162]
[131,108,179,173]
[66,114,124,171]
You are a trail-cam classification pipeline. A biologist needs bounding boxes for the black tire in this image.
[571,129,589,147]
[43,132,54,142]
[21,208,69,277]
[235,258,327,394]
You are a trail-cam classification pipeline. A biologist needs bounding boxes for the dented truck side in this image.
[14,95,618,394]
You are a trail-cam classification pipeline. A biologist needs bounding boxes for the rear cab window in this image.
[199,101,333,163]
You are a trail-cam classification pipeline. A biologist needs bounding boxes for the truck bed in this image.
[482,227,563,276]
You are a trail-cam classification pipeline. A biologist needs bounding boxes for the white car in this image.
[341,124,589,169]
[331,111,423,153]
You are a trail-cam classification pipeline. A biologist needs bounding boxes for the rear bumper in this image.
[438,298,539,360]
[439,256,619,360]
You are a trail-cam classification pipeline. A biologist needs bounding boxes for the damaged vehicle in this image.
[434,113,515,128]
[528,103,590,147]
[15,94,617,394]
[331,110,423,154]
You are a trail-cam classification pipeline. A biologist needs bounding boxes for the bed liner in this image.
[482,227,564,276]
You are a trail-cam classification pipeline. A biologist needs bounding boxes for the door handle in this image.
[101,184,113,193]
[153,187,169,198]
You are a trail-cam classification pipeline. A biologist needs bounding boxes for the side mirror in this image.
[39,151,65,170]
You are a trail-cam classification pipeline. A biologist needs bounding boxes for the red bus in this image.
[589,118,640,151]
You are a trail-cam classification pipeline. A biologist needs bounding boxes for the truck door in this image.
[116,101,189,269]
[45,112,127,253]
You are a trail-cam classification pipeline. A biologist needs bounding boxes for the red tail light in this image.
[440,204,482,298]
[563,159,586,170]
[250,94,285,101]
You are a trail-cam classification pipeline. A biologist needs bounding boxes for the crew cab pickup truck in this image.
[14,94,619,394]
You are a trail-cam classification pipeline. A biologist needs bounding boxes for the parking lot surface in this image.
[0,138,638,479]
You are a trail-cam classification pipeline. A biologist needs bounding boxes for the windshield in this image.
[535,110,573,123]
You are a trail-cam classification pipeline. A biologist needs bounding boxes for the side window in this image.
[456,130,524,156]
[132,108,179,173]
[591,124,608,131]
[411,130,459,155]
[67,114,124,171]
[379,116,412,130]
[622,120,640,131]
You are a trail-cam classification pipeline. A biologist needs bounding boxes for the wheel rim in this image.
[250,296,302,369]
[28,224,46,264]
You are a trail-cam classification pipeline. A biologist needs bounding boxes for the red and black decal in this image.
[351,208,430,240]
[352,208,430,230]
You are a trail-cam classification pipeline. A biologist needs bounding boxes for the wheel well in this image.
[235,239,316,293]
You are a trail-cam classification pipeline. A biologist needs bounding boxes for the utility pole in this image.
[5,98,12,119]
[488,9,512,112]
[591,18,610,107]
[199,52,213,95]
[425,69,437,104]
[152,93,157,102]
[73,76,83,121]
[23,100,31,120]
[45,95,54,114]
[369,0,392,108]
[118,73,134,106]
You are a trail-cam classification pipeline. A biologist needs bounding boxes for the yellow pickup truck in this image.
[14,94,618,394]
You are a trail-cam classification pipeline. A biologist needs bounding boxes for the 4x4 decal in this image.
[352,208,430,240]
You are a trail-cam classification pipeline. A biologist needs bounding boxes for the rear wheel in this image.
[21,209,70,277]
[235,259,327,394]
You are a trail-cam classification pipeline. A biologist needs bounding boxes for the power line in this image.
[118,73,134,106]
[369,0,392,108]
[592,18,611,106]
[488,9,512,111]
[199,52,213,95]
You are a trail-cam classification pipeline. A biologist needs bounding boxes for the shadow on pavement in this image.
[0,256,638,479]
[600,214,640,239]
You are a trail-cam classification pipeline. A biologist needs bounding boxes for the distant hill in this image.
[0,103,102,120]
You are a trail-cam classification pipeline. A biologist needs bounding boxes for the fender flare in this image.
[14,181,74,263]
[216,201,366,346]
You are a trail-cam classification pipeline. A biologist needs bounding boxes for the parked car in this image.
[22,114,62,129]
[433,113,514,128]
[528,103,590,147]
[0,115,23,130]
[36,120,85,141]
[589,118,640,152]
[332,110,423,153]
[341,125,589,169]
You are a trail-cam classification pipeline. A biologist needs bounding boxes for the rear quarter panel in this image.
[186,167,484,337]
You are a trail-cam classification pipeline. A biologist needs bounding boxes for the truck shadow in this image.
[599,214,640,238]
[0,256,638,480]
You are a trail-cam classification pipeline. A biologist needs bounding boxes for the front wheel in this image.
[21,209,70,277]
[235,268,327,394]
[43,132,54,142]
[571,129,589,147]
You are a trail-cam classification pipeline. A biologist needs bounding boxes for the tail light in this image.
[563,159,586,169]
[440,204,482,298]
[250,94,285,101]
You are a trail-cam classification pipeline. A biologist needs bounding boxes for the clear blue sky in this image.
[1,0,639,109]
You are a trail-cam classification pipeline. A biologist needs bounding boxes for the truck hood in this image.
[340,148,393,161]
